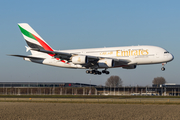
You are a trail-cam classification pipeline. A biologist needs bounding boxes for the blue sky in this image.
[0,0,179,86]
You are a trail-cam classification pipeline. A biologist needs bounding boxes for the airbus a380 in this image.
[10,23,174,75]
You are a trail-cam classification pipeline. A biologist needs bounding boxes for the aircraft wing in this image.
[32,49,130,61]
[31,49,131,67]
[8,54,45,60]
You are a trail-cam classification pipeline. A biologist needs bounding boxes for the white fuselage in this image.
[25,45,174,69]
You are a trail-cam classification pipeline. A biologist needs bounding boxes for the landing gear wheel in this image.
[93,71,98,75]
[92,70,96,74]
[86,70,90,74]
[87,69,103,75]
[106,71,110,74]
[90,70,93,74]
[102,70,106,74]
[97,71,101,75]
[161,67,165,71]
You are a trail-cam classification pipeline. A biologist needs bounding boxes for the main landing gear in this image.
[86,69,110,75]
[161,63,166,71]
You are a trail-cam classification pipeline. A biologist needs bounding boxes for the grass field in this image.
[0,95,180,119]
[0,102,180,120]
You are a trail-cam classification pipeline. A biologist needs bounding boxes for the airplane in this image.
[9,23,174,75]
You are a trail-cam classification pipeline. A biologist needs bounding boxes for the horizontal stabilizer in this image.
[25,46,31,52]
[8,54,45,60]
[32,49,72,56]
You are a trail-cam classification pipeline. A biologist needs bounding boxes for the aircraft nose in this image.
[169,53,174,61]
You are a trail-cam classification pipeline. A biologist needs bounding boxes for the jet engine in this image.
[98,59,114,68]
[122,65,137,69]
[72,56,88,64]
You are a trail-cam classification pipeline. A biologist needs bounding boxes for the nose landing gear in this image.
[161,63,166,71]
[161,67,165,71]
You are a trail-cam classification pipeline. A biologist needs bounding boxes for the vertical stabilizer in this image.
[18,23,53,56]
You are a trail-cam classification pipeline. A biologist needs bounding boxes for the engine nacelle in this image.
[98,59,114,68]
[72,56,88,64]
[122,65,137,69]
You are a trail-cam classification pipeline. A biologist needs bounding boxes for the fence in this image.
[0,87,97,95]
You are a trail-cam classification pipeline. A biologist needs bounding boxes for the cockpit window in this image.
[164,51,169,54]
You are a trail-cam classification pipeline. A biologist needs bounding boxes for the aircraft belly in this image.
[42,59,85,69]
[136,57,153,64]
[135,56,164,65]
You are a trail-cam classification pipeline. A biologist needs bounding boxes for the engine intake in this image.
[72,56,88,64]
[98,59,114,68]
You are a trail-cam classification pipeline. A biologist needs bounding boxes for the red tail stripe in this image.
[32,34,54,57]
[32,34,69,65]
[32,34,53,51]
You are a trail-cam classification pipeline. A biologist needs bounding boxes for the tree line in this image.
[105,76,166,87]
